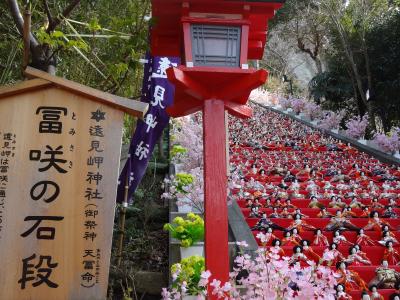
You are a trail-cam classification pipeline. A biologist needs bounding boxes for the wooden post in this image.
[116,167,130,267]
[203,99,229,295]
[22,6,31,71]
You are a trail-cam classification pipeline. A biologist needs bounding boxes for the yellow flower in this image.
[173,217,185,226]
[187,212,196,219]
[175,226,185,233]
[181,239,191,248]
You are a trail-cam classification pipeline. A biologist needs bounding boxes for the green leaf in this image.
[88,17,102,32]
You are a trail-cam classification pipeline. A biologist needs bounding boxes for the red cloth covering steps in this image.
[230,105,400,299]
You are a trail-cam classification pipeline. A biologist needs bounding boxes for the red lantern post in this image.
[151,0,285,295]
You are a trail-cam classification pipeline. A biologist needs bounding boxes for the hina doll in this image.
[249,206,261,218]
[335,284,353,300]
[329,196,346,209]
[312,228,329,247]
[317,207,333,218]
[309,196,324,209]
[282,231,300,246]
[344,246,371,266]
[287,213,316,232]
[280,207,292,219]
[356,228,377,246]
[283,199,297,209]
[245,199,253,208]
[293,208,309,219]
[261,227,278,245]
[354,245,370,262]
[370,198,385,209]
[291,228,303,244]
[364,211,391,232]
[349,196,363,209]
[368,260,400,289]
[264,198,274,208]
[369,285,384,300]
[252,198,262,209]
[271,239,285,258]
[301,240,321,263]
[325,210,360,231]
[342,207,356,218]
[321,243,345,266]
[333,230,353,247]
[289,246,309,265]
[269,207,281,219]
[251,213,286,232]
[383,241,400,265]
[334,261,368,291]
[378,230,400,246]
[360,206,371,218]
[383,206,398,219]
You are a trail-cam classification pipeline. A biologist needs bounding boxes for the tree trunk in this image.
[315,57,323,74]
[336,25,376,130]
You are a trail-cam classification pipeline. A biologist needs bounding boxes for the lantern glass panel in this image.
[191,24,241,67]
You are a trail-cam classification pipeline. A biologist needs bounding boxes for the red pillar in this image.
[203,99,229,294]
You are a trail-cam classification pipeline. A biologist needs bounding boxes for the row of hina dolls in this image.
[251,210,396,235]
[335,259,400,299]
[247,197,399,219]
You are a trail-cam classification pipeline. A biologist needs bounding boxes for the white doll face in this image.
[351,248,356,254]
[337,285,344,292]
[296,247,301,253]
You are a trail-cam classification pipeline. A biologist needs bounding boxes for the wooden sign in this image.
[0,68,148,300]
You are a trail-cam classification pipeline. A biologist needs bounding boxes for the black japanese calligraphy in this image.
[18,254,59,289]
[21,216,64,239]
[30,181,60,203]
[89,125,104,137]
[36,107,67,134]
[29,146,68,173]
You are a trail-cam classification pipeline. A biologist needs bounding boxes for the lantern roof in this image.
[151,0,285,59]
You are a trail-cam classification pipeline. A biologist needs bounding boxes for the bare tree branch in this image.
[7,0,39,48]
[47,0,81,33]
